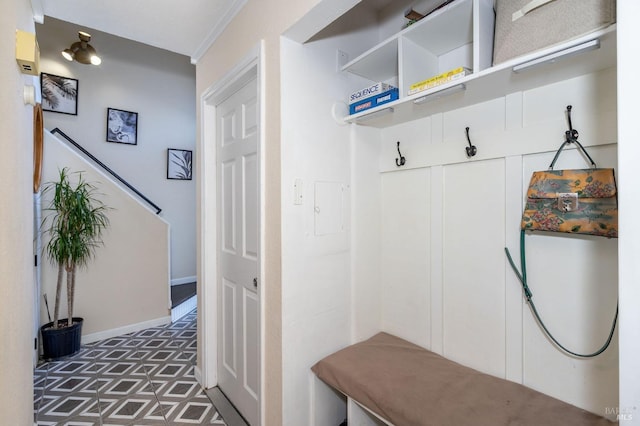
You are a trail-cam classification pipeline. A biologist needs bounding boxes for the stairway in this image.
[171,282,197,322]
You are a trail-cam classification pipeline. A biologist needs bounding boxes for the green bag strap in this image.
[505,230,618,358]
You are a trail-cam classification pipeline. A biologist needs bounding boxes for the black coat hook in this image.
[547,104,596,169]
[395,141,406,167]
[565,105,579,143]
[465,127,477,157]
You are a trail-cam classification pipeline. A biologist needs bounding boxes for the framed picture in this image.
[106,108,138,145]
[41,73,78,115]
[167,148,193,180]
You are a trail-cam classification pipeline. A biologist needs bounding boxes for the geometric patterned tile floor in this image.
[34,309,227,425]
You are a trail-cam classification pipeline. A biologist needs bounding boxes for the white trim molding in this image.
[190,0,248,64]
[199,40,265,424]
[171,276,197,286]
[81,316,171,345]
[171,295,197,322]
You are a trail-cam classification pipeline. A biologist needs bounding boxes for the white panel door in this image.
[217,76,259,425]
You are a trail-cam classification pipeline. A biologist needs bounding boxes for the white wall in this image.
[0,0,36,423]
[281,34,352,425]
[41,131,171,338]
[369,68,618,418]
[617,1,640,423]
[281,2,410,423]
[36,17,196,282]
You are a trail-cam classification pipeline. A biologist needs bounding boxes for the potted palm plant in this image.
[41,167,110,359]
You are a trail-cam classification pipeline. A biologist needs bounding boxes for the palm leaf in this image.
[171,151,192,179]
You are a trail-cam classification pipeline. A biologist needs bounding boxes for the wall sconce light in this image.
[62,31,102,65]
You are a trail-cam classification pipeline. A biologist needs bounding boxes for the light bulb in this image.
[62,49,74,61]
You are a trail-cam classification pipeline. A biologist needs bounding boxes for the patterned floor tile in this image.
[155,378,202,401]
[141,400,171,421]
[99,377,148,400]
[34,308,228,425]
[61,421,99,426]
[101,396,155,423]
[37,394,96,421]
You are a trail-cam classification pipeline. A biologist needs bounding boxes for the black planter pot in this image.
[40,317,83,360]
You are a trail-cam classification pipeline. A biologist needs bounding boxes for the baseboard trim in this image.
[205,387,249,426]
[81,315,171,344]
[195,365,203,387]
[171,276,197,286]
[171,295,197,322]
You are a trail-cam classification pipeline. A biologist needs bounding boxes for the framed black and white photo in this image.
[41,73,78,115]
[167,148,193,180]
[106,108,138,145]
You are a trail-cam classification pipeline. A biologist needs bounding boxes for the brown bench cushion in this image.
[312,332,615,426]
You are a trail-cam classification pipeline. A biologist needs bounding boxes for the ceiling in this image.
[33,0,246,63]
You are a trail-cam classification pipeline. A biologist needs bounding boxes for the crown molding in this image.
[190,0,248,65]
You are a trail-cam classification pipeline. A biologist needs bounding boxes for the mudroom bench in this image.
[312,332,615,426]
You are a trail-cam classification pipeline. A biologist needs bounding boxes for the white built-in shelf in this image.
[345,38,398,83]
[342,0,617,128]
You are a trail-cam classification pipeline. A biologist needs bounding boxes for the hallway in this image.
[33,310,226,425]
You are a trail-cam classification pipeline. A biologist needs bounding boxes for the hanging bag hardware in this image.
[505,105,618,358]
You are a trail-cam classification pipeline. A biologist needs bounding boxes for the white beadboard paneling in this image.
[522,68,617,147]
[442,158,506,377]
[442,97,506,139]
[504,155,524,383]
[431,112,444,145]
[379,115,432,172]
[375,69,618,417]
[505,92,523,132]
[380,168,430,348]
[429,165,444,355]
[351,124,383,342]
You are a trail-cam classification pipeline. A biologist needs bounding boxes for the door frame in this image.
[198,41,265,424]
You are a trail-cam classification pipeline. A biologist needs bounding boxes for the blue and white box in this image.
[349,82,394,105]
[349,88,399,115]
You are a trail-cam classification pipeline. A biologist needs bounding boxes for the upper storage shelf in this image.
[342,0,493,99]
[342,0,617,127]
[345,38,398,83]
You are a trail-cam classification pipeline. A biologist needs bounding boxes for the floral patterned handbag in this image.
[520,142,618,237]
[505,106,618,358]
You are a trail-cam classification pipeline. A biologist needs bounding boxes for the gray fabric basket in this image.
[493,0,616,65]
